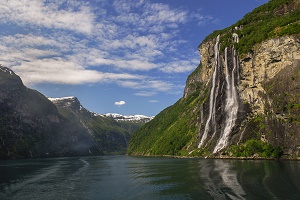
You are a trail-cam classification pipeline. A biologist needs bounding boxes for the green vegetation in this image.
[127,88,205,156]
[189,148,210,157]
[127,62,207,156]
[253,115,266,130]
[203,0,300,55]
[227,139,283,158]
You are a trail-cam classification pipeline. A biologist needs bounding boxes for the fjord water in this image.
[0,156,300,200]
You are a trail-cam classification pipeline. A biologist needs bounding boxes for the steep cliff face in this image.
[128,0,300,158]
[196,36,243,154]
[193,35,300,157]
[239,36,300,114]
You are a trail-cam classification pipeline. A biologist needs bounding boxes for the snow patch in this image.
[48,96,76,102]
[0,64,14,75]
[102,113,154,122]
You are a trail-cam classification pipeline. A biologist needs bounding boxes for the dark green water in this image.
[0,156,299,200]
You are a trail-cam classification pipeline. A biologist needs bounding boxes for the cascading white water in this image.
[213,47,239,153]
[198,35,220,148]
[232,33,239,43]
[198,35,240,152]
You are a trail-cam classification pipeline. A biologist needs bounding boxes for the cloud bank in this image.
[0,0,215,96]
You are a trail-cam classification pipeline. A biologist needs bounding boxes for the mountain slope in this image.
[49,97,131,154]
[0,65,147,158]
[127,0,300,159]
[0,65,102,158]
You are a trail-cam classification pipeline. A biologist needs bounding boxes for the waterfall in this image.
[198,35,240,152]
[213,48,239,153]
[232,33,239,43]
[198,35,220,148]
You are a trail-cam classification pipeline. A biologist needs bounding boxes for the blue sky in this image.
[0,0,268,116]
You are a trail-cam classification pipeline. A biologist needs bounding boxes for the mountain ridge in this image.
[48,97,154,122]
[102,113,154,122]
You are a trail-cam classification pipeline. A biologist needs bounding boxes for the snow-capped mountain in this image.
[102,113,154,123]
[48,97,154,123]
[48,96,99,116]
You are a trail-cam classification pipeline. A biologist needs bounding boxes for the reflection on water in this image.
[199,160,246,199]
[0,156,299,200]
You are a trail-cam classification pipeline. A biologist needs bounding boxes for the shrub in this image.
[228,139,283,158]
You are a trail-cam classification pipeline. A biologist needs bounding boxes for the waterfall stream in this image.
[213,48,239,153]
[198,35,220,148]
[198,35,240,153]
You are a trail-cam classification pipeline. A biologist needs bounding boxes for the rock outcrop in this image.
[239,36,300,114]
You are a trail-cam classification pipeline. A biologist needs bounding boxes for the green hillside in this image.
[205,0,300,55]
[127,68,206,156]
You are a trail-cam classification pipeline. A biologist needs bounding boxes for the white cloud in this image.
[104,35,158,50]
[118,80,174,92]
[0,0,94,34]
[134,91,157,97]
[142,3,188,28]
[190,10,216,26]
[111,0,188,31]
[2,34,65,49]
[0,0,215,96]
[115,101,126,106]
[115,59,158,71]
[11,58,101,85]
[160,59,199,73]
[149,100,159,103]
[9,57,144,86]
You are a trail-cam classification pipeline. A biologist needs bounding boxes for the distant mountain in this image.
[48,97,132,154]
[102,113,154,123]
[49,98,153,137]
[0,64,102,158]
[48,98,154,123]
[127,0,300,159]
[0,65,149,159]
[101,113,154,136]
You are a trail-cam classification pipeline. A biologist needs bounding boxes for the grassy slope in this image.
[204,0,300,55]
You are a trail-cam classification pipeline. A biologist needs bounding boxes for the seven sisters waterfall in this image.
[198,35,241,153]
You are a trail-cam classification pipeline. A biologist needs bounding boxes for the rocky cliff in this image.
[127,0,300,158]
[192,35,300,157]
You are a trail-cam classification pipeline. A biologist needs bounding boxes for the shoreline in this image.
[128,153,300,161]
[2,153,300,161]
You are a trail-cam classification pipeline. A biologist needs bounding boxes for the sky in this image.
[0,0,268,116]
